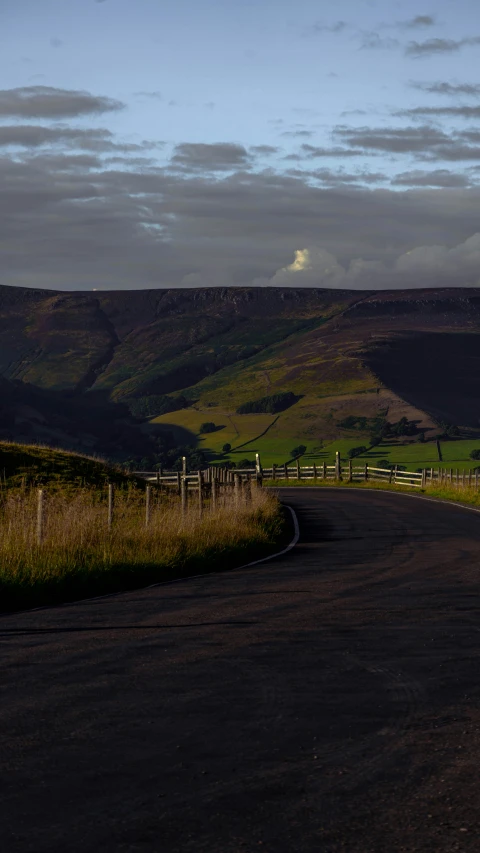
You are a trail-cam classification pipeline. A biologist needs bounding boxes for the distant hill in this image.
[1,283,480,465]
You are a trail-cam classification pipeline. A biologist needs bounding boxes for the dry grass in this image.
[0,484,285,612]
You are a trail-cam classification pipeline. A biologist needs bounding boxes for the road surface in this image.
[1,488,480,852]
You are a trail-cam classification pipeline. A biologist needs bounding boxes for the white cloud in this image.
[253,235,480,290]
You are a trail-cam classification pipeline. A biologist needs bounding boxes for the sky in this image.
[2,0,480,291]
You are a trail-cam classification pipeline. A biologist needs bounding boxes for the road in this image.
[1,488,480,852]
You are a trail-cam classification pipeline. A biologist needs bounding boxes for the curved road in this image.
[1,488,480,852]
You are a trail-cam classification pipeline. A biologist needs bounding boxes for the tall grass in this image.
[0,484,285,612]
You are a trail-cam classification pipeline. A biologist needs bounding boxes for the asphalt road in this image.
[1,488,480,853]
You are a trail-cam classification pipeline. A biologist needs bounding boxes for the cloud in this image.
[0,124,154,152]
[50,37,63,49]
[250,145,279,155]
[310,20,348,34]
[252,234,480,290]
[409,80,480,97]
[405,36,480,58]
[358,32,399,50]
[285,167,386,185]
[395,105,480,119]
[296,143,375,159]
[169,142,253,172]
[280,130,315,138]
[331,124,480,160]
[402,15,435,28]
[1,85,480,292]
[0,86,124,119]
[391,169,470,187]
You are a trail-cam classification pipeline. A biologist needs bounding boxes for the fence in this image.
[134,450,480,492]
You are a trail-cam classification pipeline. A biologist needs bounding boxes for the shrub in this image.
[222,443,232,452]
[237,458,255,468]
[199,422,217,434]
[470,449,480,460]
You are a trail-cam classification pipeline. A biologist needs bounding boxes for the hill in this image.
[1,283,480,467]
[0,440,142,490]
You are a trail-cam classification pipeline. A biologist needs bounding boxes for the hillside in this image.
[1,283,480,467]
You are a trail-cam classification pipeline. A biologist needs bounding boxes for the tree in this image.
[222,443,231,452]
[348,446,367,459]
[291,445,307,459]
[199,422,217,434]
[470,449,480,460]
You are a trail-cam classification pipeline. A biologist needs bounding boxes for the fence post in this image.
[272,463,276,481]
[198,470,203,518]
[145,485,151,528]
[393,464,398,484]
[421,469,426,488]
[108,483,114,529]
[211,477,218,512]
[37,488,44,545]
[234,473,241,509]
[255,453,262,478]
[176,471,181,496]
[348,459,352,483]
[244,474,252,504]
[284,462,288,481]
[313,462,317,482]
[296,459,301,480]
[476,470,479,490]
[182,456,187,476]
[323,461,326,480]
[181,476,188,517]
[364,463,368,482]
[335,451,341,481]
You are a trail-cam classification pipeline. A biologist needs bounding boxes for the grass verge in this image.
[264,477,480,509]
[0,486,289,614]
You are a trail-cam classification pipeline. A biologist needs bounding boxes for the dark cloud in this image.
[297,143,375,159]
[409,81,480,97]
[0,125,152,152]
[250,145,279,155]
[2,146,480,291]
[405,36,480,57]
[402,15,435,28]
[332,124,449,153]
[395,105,480,119]
[391,169,471,187]
[169,142,253,172]
[331,124,480,161]
[0,86,124,119]
[285,167,386,185]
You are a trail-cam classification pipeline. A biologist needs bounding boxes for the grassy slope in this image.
[0,441,139,490]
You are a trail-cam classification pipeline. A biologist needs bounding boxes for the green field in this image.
[150,407,480,471]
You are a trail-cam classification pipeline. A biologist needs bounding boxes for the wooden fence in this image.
[133,450,480,492]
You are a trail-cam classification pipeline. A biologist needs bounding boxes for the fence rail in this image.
[133,451,480,493]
